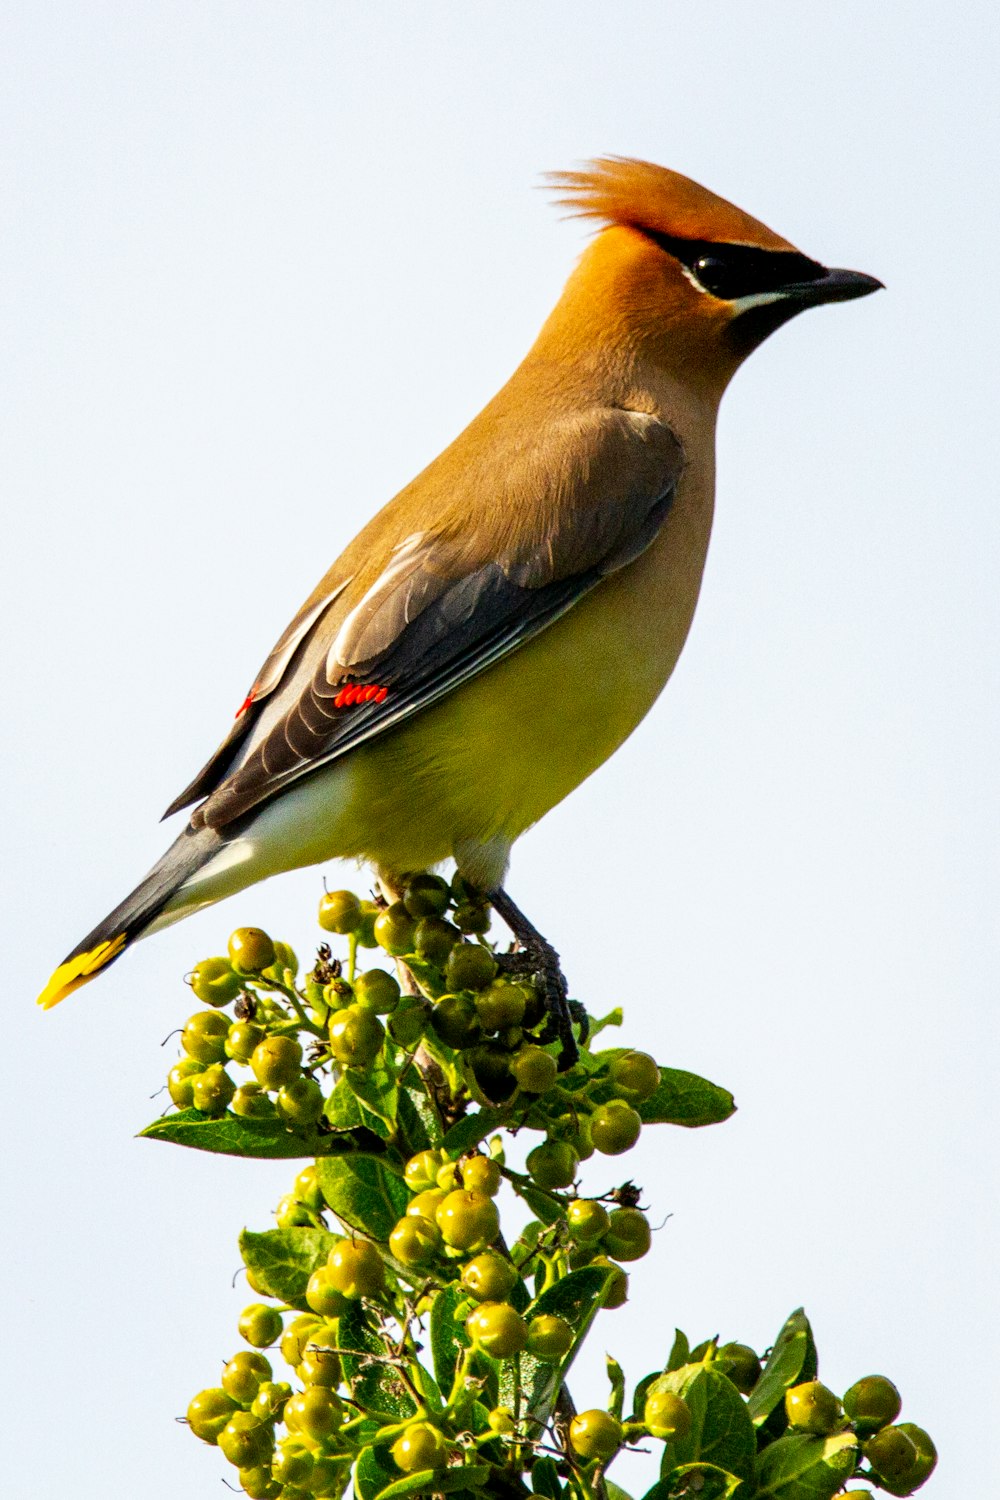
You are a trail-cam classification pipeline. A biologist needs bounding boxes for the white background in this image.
[2,4,997,1496]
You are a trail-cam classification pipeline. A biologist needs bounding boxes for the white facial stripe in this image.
[728,289,788,313]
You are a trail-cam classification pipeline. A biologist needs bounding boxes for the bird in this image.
[39,155,881,1052]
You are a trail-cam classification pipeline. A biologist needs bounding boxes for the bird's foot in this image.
[489,888,579,1069]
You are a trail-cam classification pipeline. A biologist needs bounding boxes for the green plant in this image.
[144,877,937,1499]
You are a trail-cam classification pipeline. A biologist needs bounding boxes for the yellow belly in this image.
[326,466,715,881]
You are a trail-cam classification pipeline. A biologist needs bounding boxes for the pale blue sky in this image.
[2,4,997,1496]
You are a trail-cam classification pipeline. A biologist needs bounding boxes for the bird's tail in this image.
[37,822,225,1008]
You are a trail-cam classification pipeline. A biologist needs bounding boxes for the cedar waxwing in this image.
[39,157,880,1051]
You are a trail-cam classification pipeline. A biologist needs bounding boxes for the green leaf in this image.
[644,1463,744,1500]
[654,1364,756,1490]
[668,1329,691,1371]
[607,1354,626,1420]
[325,1077,367,1131]
[530,1455,564,1498]
[399,1082,440,1150]
[755,1432,858,1499]
[338,1300,416,1420]
[354,1443,398,1500]
[747,1310,816,1429]
[317,1153,408,1239]
[430,1281,469,1395]
[640,1067,735,1127]
[606,1485,635,1500]
[505,1266,613,1424]
[374,1465,489,1500]
[512,1177,565,1226]
[345,1059,398,1132]
[238,1227,337,1309]
[139,1109,336,1158]
[441,1106,505,1157]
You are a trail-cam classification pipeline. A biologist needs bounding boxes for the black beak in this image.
[784,267,884,306]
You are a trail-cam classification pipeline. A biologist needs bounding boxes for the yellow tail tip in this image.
[37,934,127,1009]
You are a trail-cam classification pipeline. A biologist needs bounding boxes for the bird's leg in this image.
[488,888,578,1069]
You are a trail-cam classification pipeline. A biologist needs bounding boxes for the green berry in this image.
[237,1465,282,1500]
[431,994,483,1050]
[250,1379,292,1422]
[475,981,526,1032]
[354,900,381,948]
[275,1192,313,1228]
[717,1342,762,1395]
[644,1388,692,1440]
[329,1004,385,1068]
[403,873,452,918]
[326,1237,386,1298]
[526,1139,578,1190]
[238,1304,283,1348]
[191,1064,236,1116]
[272,1443,314,1488]
[276,1076,324,1126]
[251,1035,302,1089]
[217,1411,274,1468]
[167,1057,204,1108]
[404,1149,446,1193]
[388,1002,427,1047]
[469,1043,516,1101]
[454,901,491,935]
[407,1188,447,1222]
[445,942,498,991]
[391,1421,449,1472]
[843,1375,902,1437]
[414,916,460,965]
[222,1350,272,1404]
[591,1256,629,1308]
[589,1100,642,1155]
[609,1050,660,1101]
[374,901,418,956]
[281,1315,323,1367]
[294,1165,324,1212]
[510,1045,558,1094]
[262,940,298,982]
[318,889,362,934]
[232,1083,276,1118]
[460,1154,502,1196]
[305,1267,347,1317]
[389,1213,440,1267]
[353,968,401,1013]
[181,1009,230,1063]
[225,1020,266,1064]
[186,1387,238,1443]
[228,927,276,974]
[569,1409,622,1461]
[189,956,244,1007]
[566,1199,610,1242]
[285,1386,343,1441]
[461,1250,519,1303]
[863,1426,920,1484]
[891,1425,937,1492]
[602,1207,651,1262]
[436,1189,500,1252]
[526,1313,574,1360]
[466,1301,529,1358]
[785,1380,845,1435]
[297,1337,341,1388]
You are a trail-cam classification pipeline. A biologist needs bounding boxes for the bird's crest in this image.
[548,157,796,253]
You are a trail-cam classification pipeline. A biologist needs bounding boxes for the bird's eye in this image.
[692,256,737,298]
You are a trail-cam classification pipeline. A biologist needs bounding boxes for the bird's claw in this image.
[496,941,578,1069]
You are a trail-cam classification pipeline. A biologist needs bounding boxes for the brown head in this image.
[535,157,881,397]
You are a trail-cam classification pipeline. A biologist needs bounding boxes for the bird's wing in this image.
[179,405,683,832]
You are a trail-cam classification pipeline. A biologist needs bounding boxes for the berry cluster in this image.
[151,876,937,1500]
